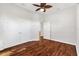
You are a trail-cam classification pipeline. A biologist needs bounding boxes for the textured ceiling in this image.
[15,3,77,14]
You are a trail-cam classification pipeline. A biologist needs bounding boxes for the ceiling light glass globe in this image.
[40,8,44,12]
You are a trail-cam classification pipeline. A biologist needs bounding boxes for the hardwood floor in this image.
[0,39,77,56]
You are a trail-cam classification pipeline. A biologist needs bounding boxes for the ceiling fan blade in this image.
[43,8,46,12]
[32,4,40,7]
[36,8,41,11]
[45,5,52,8]
[40,3,46,7]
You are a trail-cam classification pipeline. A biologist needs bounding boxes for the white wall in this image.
[0,4,40,50]
[77,4,79,56]
[44,6,76,45]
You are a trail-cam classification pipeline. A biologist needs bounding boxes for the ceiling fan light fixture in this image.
[40,8,44,12]
[33,3,52,12]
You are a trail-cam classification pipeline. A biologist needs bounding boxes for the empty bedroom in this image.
[0,3,79,56]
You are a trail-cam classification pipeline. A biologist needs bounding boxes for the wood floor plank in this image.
[0,39,77,56]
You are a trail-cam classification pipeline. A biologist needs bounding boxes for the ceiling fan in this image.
[32,3,52,12]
